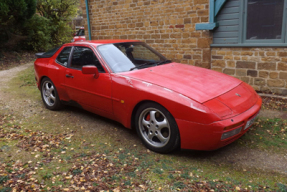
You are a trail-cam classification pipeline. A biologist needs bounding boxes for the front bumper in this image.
[176,96,262,151]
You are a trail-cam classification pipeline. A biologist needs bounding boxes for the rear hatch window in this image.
[35,46,62,58]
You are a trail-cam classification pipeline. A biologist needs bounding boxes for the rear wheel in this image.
[135,102,180,153]
[41,77,62,110]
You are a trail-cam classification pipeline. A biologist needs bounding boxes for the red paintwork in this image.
[124,63,242,103]
[73,36,86,42]
[82,66,99,78]
[34,40,262,151]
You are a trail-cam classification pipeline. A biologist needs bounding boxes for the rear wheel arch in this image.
[40,77,62,110]
[39,76,48,88]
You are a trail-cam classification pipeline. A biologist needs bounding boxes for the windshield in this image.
[97,42,169,73]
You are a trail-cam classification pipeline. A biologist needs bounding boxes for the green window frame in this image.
[212,0,287,47]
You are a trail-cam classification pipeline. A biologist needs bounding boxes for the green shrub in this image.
[0,0,78,52]
[23,15,53,51]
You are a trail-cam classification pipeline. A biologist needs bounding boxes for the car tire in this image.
[41,77,62,111]
[135,102,180,153]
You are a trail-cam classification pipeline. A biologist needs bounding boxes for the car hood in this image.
[122,63,242,103]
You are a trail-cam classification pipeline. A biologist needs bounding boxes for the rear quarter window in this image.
[56,47,72,67]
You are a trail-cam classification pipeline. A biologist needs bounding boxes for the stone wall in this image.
[81,0,212,68]
[81,0,287,95]
[211,48,287,95]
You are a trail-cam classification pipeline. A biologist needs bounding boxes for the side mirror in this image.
[82,65,99,79]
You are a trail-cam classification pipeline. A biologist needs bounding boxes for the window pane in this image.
[43,46,61,57]
[98,42,167,73]
[71,47,105,72]
[56,47,72,67]
[98,44,135,73]
[77,29,85,36]
[246,0,284,40]
[133,44,161,61]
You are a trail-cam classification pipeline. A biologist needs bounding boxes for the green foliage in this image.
[36,0,79,47]
[168,174,174,179]
[180,171,191,179]
[0,176,9,184]
[0,2,9,24]
[278,183,287,192]
[21,0,80,51]
[0,0,79,51]
[52,20,74,45]
[152,168,163,174]
[37,0,78,19]
[23,15,53,51]
[0,0,36,28]
[173,181,185,189]
[124,180,131,186]
[43,173,52,180]
[0,0,36,48]
[72,169,82,175]
[0,187,12,192]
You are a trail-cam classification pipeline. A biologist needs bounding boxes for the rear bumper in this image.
[176,96,262,151]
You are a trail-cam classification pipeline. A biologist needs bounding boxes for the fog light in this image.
[224,121,244,131]
[221,127,242,140]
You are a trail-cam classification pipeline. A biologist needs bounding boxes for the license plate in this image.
[244,113,259,130]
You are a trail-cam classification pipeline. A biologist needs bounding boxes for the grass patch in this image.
[0,65,287,191]
[9,65,38,95]
[1,113,287,191]
[239,117,287,153]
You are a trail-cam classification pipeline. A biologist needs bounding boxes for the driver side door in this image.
[63,46,113,118]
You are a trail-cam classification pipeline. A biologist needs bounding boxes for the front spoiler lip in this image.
[211,95,262,127]
[211,97,262,149]
[220,108,260,143]
[176,96,262,151]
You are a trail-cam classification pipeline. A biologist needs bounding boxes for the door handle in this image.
[66,74,74,78]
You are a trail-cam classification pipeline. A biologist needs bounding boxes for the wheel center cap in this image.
[150,124,157,132]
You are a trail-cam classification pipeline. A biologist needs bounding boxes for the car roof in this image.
[66,40,141,47]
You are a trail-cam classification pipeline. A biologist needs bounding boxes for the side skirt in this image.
[61,100,83,109]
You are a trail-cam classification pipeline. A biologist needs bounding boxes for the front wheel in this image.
[41,77,62,110]
[135,102,180,153]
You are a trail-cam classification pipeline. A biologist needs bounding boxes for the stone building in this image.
[80,0,287,95]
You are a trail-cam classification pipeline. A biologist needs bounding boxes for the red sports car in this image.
[71,27,86,42]
[34,40,262,153]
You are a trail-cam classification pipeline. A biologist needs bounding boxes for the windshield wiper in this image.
[154,59,172,65]
[129,60,172,71]
[130,62,155,71]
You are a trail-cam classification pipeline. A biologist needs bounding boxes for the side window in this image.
[71,46,105,73]
[56,47,72,67]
